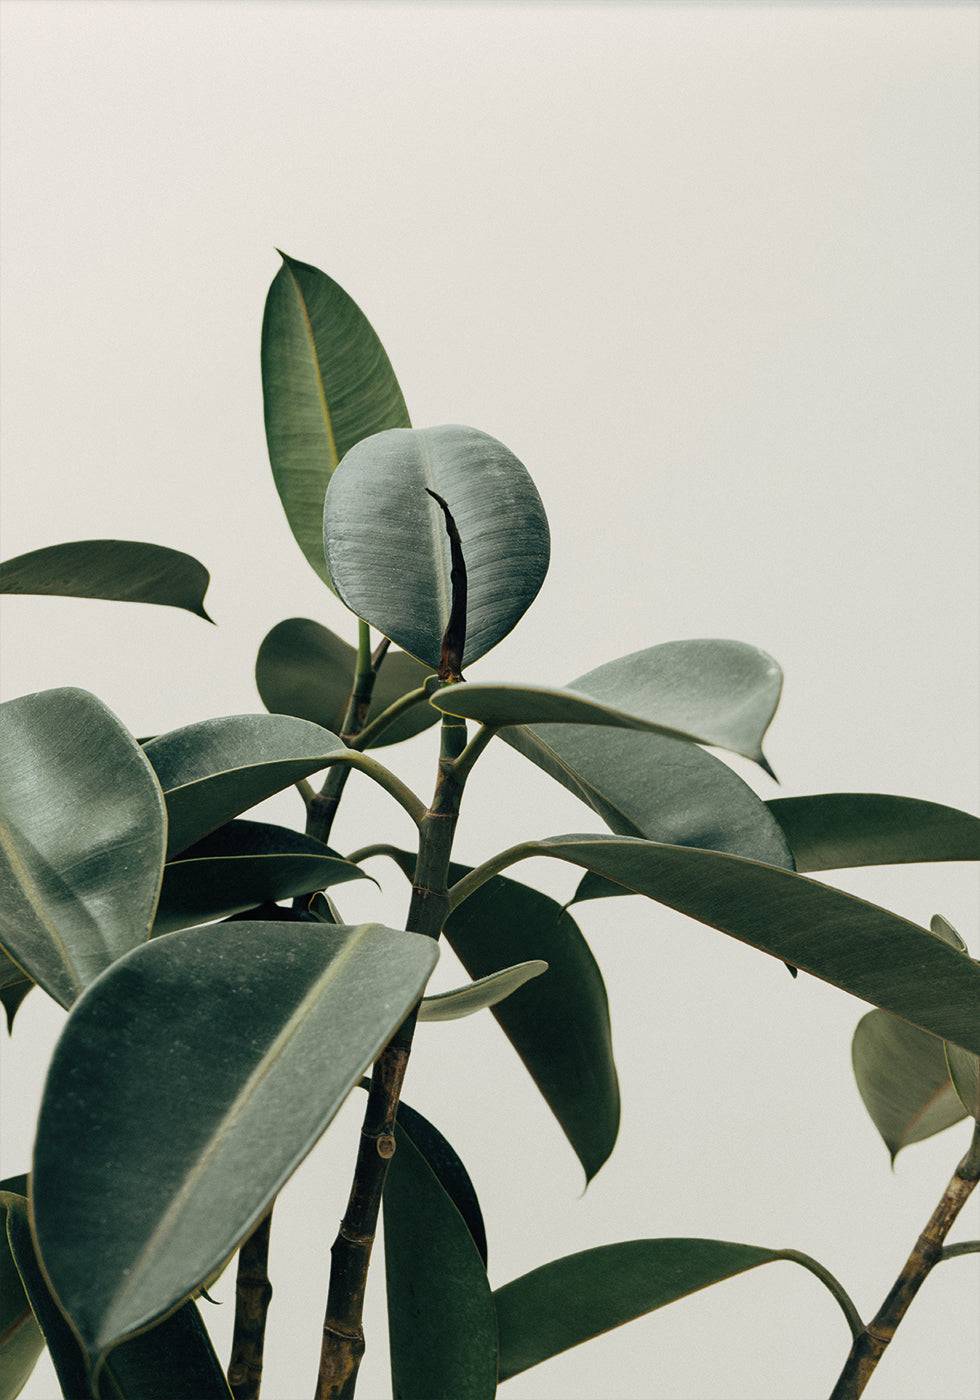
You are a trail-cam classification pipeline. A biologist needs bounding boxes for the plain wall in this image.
[1,3,978,1397]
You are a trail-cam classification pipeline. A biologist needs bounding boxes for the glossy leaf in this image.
[32,919,438,1364]
[434,639,781,769]
[262,252,410,586]
[768,794,980,871]
[453,835,980,1053]
[154,820,367,934]
[0,1177,43,1400]
[255,617,437,746]
[393,1101,488,1266]
[418,960,548,1022]
[0,689,166,1007]
[0,540,212,620]
[324,424,550,670]
[384,1121,497,1400]
[495,1239,856,1381]
[852,1010,966,1161]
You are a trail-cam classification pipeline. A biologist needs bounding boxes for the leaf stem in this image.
[452,723,497,785]
[829,1121,980,1399]
[306,621,386,843]
[447,841,528,910]
[773,1250,862,1341]
[349,686,429,751]
[938,1239,979,1261]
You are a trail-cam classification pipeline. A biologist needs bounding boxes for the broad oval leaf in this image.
[0,540,212,621]
[0,689,166,1007]
[154,820,368,934]
[418,960,548,1022]
[255,617,437,747]
[434,639,781,769]
[0,1177,43,1400]
[32,919,438,1365]
[384,1120,497,1400]
[262,253,410,586]
[768,794,980,871]
[852,1010,966,1161]
[324,424,550,670]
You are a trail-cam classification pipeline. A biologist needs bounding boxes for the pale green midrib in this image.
[0,817,84,1000]
[98,928,373,1344]
[282,261,339,469]
[415,436,452,636]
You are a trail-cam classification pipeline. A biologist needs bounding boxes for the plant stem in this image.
[829,1121,980,1399]
[227,1210,274,1400]
[349,685,429,751]
[307,621,384,844]
[314,713,469,1400]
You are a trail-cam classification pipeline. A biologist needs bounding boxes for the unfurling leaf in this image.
[418,960,548,1021]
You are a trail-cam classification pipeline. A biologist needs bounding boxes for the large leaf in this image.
[324,424,550,670]
[32,919,438,1365]
[0,689,166,1007]
[0,1177,43,1400]
[451,835,980,1054]
[255,617,437,747]
[384,1121,497,1400]
[0,541,212,620]
[434,639,781,770]
[392,1101,488,1266]
[852,1010,966,1162]
[5,1195,230,1400]
[154,820,368,934]
[261,252,410,586]
[768,794,980,871]
[495,1239,857,1381]
[418,961,548,1022]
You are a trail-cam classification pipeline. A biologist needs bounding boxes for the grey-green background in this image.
[1,3,977,1397]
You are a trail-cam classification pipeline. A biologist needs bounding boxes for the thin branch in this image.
[349,686,429,751]
[452,723,497,785]
[938,1239,980,1261]
[228,1211,273,1400]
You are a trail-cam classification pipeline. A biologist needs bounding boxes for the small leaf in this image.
[255,618,437,747]
[768,794,980,871]
[32,919,438,1366]
[0,689,166,1007]
[852,1010,966,1161]
[418,961,548,1022]
[0,1178,44,1400]
[931,914,968,952]
[0,540,212,620]
[261,252,410,586]
[324,424,550,670]
[945,1042,980,1121]
[0,952,32,1032]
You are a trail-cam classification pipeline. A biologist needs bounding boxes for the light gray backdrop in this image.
[1,3,977,1398]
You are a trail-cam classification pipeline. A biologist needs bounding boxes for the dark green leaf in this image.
[0,1177,43,1400]
[384,1122,496,1400]
[393,1101,488,1267]
[262,252,410,586]
[32,919,438,1365]
[768,794,980,871]
[418,960,548,1022]
[0,541,212,620]
[0,952,32,1033]
[324,425,550,670]
[852,1010,966,1161]
[255,618,437,747]
[0,689,166,1007]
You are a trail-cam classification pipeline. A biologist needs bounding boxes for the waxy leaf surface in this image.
[392,1101,488,1266]
[0,540,212,620]
[0,1177,43,1400]
[418,960,548,1022]
[852,1010,966,1161]
[768,794,980,871]
[32,920,438,1364]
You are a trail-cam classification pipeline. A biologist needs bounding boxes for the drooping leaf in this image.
[494,1239,857,1381]
[0,1177,43,1400]
[0,541,212,621]
[154,820,367,934]
[434,639,781,769]
[5,1196,230,1399]
[32,919,438,1366]
[418,960,548,1022]
[852,1010,966,1161]
[261,252,410,586]
[0,689,166,1007]
[768,794,980,872]
[451,835,980,1054]
[255,617,437,746]
[384,1122,497,1400]
[324,424,550,670]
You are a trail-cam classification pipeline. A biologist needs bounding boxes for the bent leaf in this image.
[324,424,550,670]
[768,794,980,872]
[852,1010,965,1161]
[394,1101,488,1266]
[255,617,437,747]
[0,540,212,621]
[0,689,166,1007]
[262,253,410,586]
[0,1177,43,1400]
[418,961,548,1022]
[32,920,438,1365]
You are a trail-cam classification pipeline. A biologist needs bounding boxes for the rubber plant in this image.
[0,252,978,1400]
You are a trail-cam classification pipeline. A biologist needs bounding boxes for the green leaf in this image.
[418,960,548,1022]
[434,639,781,770]
[261,252,410,586]
[768,794,980,871]
[0,689,166,1007]
[852,1010,966,1161]
[324,424,550,670]
[32,919,438,1366]
[255,617,437,747]
[930,913,968,952]
[5,1196,230,1400]
[494,1239,857,1381]
[153,820,368,934]
[384,1121,497,1400]
[0,1178,43,1400]
[452,835,980,1054]
[392,1101,488,1266]
[0,540,212,621]
[944,1042,980,1122]
[0,953,32,1033]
